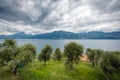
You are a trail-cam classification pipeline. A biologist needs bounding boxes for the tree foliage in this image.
[86,48,103,67]
[64,42,83,70]
[0,39,36,78]
[53,48,62,61]
[99,51,120,73]
[0,39,18,66]
[38,45,52,65]
[18,43,36,66]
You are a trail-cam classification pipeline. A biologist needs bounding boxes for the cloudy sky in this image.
[0,0,120,35]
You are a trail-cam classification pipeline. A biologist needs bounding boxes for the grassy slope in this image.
[0,60,119,80]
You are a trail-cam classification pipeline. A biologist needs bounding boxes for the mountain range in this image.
[0,31,120,39]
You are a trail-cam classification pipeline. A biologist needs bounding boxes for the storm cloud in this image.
[0,0,120,35]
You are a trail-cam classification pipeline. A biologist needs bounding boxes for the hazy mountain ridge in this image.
[0,31,120,39]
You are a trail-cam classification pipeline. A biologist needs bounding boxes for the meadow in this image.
[0,60,120,80]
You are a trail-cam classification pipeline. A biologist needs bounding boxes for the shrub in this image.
[99,51,120,73]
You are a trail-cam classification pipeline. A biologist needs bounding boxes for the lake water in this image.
[0,39,120,53]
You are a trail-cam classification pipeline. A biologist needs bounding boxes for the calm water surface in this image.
[0,39,120,53]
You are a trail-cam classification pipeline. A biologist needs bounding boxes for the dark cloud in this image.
[0,0,31,23]
[88,0,120,13]
[107,0,120,12]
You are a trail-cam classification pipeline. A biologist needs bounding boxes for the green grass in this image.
[0,60,119,80]
[0,66,13,80]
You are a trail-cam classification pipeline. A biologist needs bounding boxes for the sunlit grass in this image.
[19,60,105,80]
[0,60,119,80]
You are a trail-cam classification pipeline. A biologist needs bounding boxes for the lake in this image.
[0,39,120,53]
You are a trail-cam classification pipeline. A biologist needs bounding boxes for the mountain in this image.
[0,31,120,39]
[0,32,32,39]
[32,31,77,39]
[11,32,31,39]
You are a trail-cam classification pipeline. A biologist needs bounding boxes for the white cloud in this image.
[0,19,44,35]
[0,0,120,35]
[17,0,41,21]
[76,21,120,32]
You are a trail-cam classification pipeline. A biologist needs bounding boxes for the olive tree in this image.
[12,43,36,78]
[86,48,95,66]
[94,49,103,65]
[18,43,36,66]
[0,39,36,78]
[86,48,103,67]
[99,51,120,73]
[0,39,18,66]
[53,48,62,61]
[64,42,83,70]
[38,45,52,65]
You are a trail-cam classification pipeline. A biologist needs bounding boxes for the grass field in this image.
[0,60,119,80]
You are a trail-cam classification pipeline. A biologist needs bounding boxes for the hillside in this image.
[0,31,120,39]
[0,60,106,80]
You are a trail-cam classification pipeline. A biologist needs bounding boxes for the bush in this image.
[99,51,120,73]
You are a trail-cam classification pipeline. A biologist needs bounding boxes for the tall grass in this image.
[0,60,119,80]
[20,60,105,80]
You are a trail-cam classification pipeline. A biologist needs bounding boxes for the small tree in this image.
[86,48,95,66]
[53,48,62,61]
[0,39,18,66]
[94,49,103,65]
[0,39,36,78]
[86,48,103,67]
[99,51,120,73]
[18,43,36,66]
[38,45,52,65]
[64,42,83,70]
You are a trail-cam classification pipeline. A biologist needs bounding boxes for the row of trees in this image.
[38,44,120,73]
[0,39,84,78]
[37,45,63,66]
[0,39,120,79]
[86,48,120,73]
[38,42,83,70]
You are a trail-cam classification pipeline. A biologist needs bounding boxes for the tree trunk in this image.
[44,61,46,66]
[12,64,19,79]
[92,61,94,67]
[70,60,73,70]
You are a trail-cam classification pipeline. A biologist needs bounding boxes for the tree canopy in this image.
[53,48,62,61]
[38,45,52,65]
[86,48,103,67]
[99,51,120,73]
[0,39,36,78]
[64,42,83,70]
